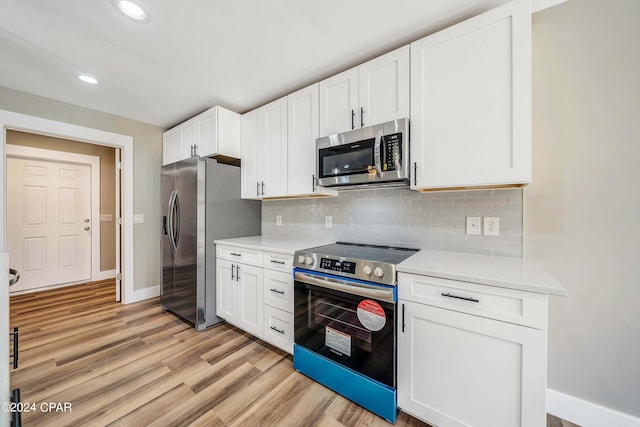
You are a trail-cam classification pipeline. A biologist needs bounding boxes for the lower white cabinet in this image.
[397,273,547,427]
[216,245,294,354]
[216,258,264,338]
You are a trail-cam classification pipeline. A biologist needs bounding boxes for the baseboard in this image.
[93,269,116,281]
[547,389,640,427]
[9,280,92,295]
[124,285,159,304]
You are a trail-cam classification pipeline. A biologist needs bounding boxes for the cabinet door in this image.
[261,96,288,198]
[216,259,236,323]
[358,45,410,128]
[410,0,531,189]
[236,263,264,338]
[240,109,261,199]
[398,300,546,427]
[319,66,359,137]
[287,83,319,196]
[181,121,197,160]
[216,106,241,158]
[162,128,181,166]
[195,108,217,158]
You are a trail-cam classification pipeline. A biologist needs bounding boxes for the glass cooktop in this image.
[302,242,418,265]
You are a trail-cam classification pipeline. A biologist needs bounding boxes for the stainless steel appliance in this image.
[161,157,261,331]
[293,242,418,423]
[316,118,409,188]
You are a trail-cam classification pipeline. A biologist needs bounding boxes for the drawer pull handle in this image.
[270,326,285,335]
[270,288,285,295]
[230,252,241,257]
[270,260,285,265]
[441,292,479,303]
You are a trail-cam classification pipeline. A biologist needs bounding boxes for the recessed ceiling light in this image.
[112,0,150,23]
[77,74,100,85]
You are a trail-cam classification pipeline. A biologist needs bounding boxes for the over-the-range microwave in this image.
[316,118,409,188]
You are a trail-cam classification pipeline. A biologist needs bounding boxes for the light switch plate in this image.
[100,214,112,222]
[276,214,282,226]
[466,217,481,235]
[133,214,144,224]
[325,216,332,228]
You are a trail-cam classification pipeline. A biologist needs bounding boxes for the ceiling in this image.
[0,0,540,129]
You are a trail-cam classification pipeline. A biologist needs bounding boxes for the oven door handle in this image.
[295,272,395,303]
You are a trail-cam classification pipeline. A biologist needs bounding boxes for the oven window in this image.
[319,138,375,178]
[313,296,372,352]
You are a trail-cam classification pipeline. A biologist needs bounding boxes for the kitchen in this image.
[1,0,639,426]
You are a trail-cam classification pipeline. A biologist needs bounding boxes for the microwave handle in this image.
[374,130,384,177]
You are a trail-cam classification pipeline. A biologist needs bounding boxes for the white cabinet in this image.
[397,272,547,427]
[216,245,295,354]
[319,45,409,137]
[216,247,264,338]
[287,83,338,198]
[410,0,531,190]
[162,106,241,166]
[240,97,288,199]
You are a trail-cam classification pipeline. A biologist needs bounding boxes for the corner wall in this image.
[528,0,640,418]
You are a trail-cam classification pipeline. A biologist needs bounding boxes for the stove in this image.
[293,242,418,286]
[292,242,418,423]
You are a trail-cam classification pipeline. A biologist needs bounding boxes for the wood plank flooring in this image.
[9,280,580,427]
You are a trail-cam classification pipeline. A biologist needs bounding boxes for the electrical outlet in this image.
[276,214,282,226]
[133,214,144,224]
[466,216,481,235]
[483,217,499,236]
[325,215,333,228]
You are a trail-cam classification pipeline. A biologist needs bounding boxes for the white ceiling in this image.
[0,0,529,129]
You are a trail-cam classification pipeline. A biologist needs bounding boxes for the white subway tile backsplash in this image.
[262,188,523,257]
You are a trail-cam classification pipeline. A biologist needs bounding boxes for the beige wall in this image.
[7,130,117,272]
[0,86,163,291]
[527,0,640,417]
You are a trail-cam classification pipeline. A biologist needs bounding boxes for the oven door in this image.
[294,270,396,388]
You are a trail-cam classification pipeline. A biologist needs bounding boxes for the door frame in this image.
[6,144,104,287]
[0,109,135,303]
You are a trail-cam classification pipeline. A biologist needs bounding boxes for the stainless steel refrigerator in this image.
[161,157,261,330]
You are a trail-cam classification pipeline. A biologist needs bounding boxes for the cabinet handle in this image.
[231,263,235,280]
[256,182,260,197]
[413,162,417,186]
[401,304,406,333]
[236,265,240,281]
[190,145,193,157]
[269,288,285,295]
[270,326,285,335]
[270,260,285,265]
[360,107,364,127]
[261,181,265,196]
[230,252,241,257]
[441,292,479,303]
[312,174,316,192]
[351,109,355,130]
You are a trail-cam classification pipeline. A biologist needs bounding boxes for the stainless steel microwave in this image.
[316,118,409,188]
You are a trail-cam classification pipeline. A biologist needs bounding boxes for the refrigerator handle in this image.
[167,190,178,254]
[173,191,181,250]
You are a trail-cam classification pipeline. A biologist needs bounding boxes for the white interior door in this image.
[7,157,92,292]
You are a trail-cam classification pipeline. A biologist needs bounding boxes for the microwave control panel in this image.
[382,133,402,172]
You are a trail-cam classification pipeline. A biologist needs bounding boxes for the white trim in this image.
[532,0,569,13]
[6,144,102,284]
[9,279,94,296]
[0,109,135,305]
[547,388,640,427]
[127,285,159,304]
[93,269,116,281]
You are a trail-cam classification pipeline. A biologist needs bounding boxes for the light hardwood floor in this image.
[10,280,579,427]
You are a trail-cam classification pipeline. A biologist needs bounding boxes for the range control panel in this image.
[319,258,356,274]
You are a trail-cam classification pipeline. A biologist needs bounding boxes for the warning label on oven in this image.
[325,326,351,357]
[357,299,386,331]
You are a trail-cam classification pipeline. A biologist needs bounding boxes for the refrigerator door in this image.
[160,163,176,311]
[172,157,199,324]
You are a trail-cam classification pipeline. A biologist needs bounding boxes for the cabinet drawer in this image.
[263,269,293,313]
[263,305,293,354]
[216,245,263,267]
[263,251,293,272]
[398,273,547,329]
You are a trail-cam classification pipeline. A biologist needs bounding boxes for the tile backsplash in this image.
[262,187,523,257]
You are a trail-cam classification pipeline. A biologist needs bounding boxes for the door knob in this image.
[84,226,90,231]
[84,218,90,222]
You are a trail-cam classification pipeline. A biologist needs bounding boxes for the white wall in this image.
[527,0,640,417]
[0,86,163,291]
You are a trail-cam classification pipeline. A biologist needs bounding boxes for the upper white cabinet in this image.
[162,106,241,166]
[240,97,288,199]
[319,45,410,137]
[287,83,338,198]
[410,0,531,190]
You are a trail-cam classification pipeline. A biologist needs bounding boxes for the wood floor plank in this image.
[10,280,576,427]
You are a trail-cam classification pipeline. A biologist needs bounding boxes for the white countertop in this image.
[214,236,333,255]
[398,250,567,296]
